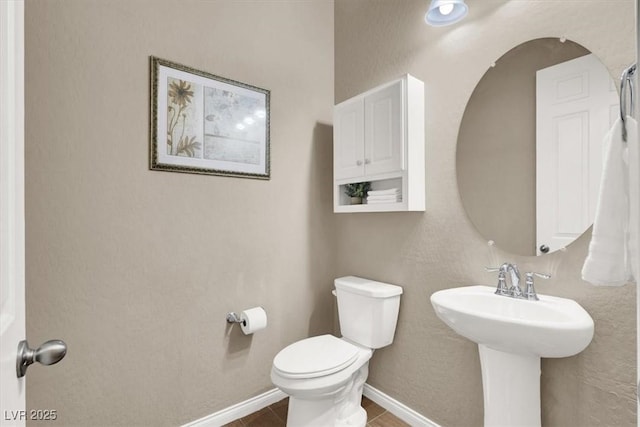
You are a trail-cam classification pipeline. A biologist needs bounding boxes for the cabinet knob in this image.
[364,158,371,164]
[356,160,363,166]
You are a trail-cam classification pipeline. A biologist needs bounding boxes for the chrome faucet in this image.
[486,263,547,300]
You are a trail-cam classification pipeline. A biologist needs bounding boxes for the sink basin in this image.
[431,285,594,426]
[430,285,594,357]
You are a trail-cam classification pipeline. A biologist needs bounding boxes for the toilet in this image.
[271,276,403,427]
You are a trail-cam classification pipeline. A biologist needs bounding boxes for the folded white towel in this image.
[367,194,399,199]
[582,117,637,286]
[367,188,400,196]
[367,199,402,205]
[367,196,401,202]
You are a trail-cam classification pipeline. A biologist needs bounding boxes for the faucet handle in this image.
[523,272,551,301]
[495,275,510,296]
[528,272,551,280]
[486,267,510,295]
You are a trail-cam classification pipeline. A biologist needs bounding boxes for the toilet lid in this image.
[273,335,360,379]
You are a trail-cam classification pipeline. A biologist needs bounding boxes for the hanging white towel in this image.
[582,117,637,286]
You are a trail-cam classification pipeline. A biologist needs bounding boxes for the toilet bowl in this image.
[271,334,373,426]
[271,276,403,427]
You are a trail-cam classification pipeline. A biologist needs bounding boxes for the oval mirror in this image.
[457,38,619,256]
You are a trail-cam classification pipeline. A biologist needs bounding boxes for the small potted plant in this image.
[344,182,371,205]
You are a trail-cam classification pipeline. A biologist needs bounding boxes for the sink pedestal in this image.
[431,286,594,427]
[478,345,541,427]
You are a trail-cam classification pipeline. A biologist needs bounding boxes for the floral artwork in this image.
[150,57,270,179]
[167,78,202,158]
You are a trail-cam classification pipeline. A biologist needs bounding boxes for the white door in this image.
[536,54,619,255]
[334,98,365,180]
[1,1,26,426]
[364,80,404,176]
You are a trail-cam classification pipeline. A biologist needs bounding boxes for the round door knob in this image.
[539,244,550,254]
[364,158,371,164]
[16,339,67,378]
[356,160,363,166]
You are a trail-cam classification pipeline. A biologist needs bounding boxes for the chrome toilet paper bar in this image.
[226,312,245,325]
[226,307,268,334]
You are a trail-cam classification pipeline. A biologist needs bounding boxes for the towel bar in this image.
[620,63,636,142]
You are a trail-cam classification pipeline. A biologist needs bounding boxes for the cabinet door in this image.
[364,80,403,176]
[334,98,365,180]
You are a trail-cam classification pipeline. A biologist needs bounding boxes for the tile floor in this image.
[222,396,410,427]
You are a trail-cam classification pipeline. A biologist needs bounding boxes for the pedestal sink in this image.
[431,285,594,427]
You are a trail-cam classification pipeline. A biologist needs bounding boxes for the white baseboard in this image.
[182,388,287,427]
[363,384,441,427]
[183,383,440,427]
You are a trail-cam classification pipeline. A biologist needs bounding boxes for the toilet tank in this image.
[335,276,403,349]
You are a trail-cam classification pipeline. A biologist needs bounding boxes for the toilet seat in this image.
[273,335,360,379]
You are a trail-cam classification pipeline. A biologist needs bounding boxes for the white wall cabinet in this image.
[334,97,365,180]
[333,74,425,212]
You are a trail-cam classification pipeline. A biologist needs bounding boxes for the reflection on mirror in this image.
[457,38,619,256]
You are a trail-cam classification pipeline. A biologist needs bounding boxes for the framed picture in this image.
[150,56,270,179]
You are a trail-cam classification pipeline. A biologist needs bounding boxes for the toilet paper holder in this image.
[226,312,245,325]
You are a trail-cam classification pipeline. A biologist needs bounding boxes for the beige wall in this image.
[335,1,636,426]
[458,38,589,256]
[24,0,638,426]
[24,1,334,425]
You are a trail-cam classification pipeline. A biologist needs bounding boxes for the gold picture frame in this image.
[149,56,270,179]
